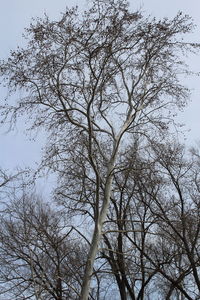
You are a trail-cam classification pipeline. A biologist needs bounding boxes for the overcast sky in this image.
[0,0,200,175]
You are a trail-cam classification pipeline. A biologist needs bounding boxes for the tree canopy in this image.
[0,0,200,299]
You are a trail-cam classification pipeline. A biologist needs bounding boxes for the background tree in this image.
[0,193,87,300]
[147,142,200,299]
[97,141,200,299]
[0,0,199,298]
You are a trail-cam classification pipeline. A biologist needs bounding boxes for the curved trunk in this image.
[80,169,114,300]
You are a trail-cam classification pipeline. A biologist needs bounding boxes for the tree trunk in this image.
[80,166,114,300]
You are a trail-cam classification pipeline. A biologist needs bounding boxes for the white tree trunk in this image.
[80,166,114,300]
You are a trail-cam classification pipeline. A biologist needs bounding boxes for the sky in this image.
[0,0,199,177]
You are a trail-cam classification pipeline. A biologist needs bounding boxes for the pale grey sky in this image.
[0,0,199,173]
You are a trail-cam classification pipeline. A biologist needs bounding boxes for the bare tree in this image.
[150,143,200,299]
[130,141,200,299]
[0,193,87,300]
[97,140,200,300]
[0,0,198,298]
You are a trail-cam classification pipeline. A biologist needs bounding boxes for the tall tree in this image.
[0,0,198,298]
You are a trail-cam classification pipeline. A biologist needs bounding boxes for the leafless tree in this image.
[0,193,88,300]
[97,140,200,300]
[129,141,200,299]
[0,0,199,298]
[150,142,200,299]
